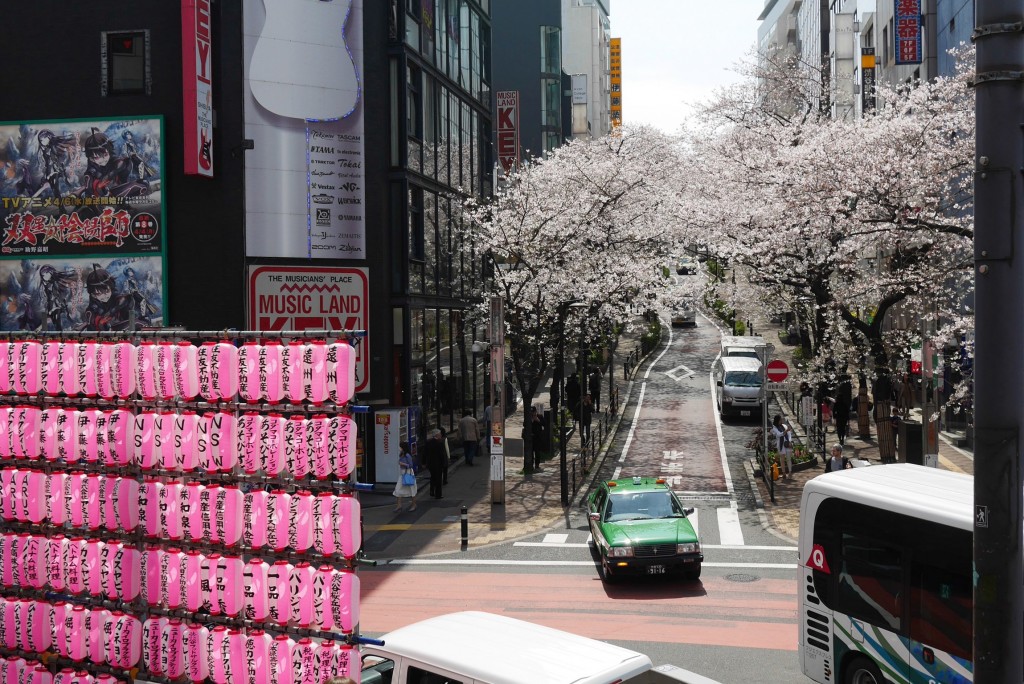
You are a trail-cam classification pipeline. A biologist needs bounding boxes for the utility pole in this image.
[973,0,1024,680]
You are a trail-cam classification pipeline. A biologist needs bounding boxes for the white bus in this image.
[798,464,973,684]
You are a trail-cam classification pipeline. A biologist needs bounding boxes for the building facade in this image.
[0,1,492,482]
[561,0,612,139]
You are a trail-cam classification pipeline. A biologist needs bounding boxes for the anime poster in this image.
[0,256,164,332]
[0,117,164,256]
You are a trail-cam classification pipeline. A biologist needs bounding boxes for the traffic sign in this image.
[766,359,789,382]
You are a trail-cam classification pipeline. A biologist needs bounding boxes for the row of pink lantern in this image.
[0,474,361,555]
[1,659,117,684]
[0,339,356,405]
[0,598,141,668]
[0,408,356,480]
[142,620,358,684]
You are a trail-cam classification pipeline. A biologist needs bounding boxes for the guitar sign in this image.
[249,0,360,121]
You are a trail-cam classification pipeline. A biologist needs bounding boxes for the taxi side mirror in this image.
[684,507,695,516]
[589,512,600,522]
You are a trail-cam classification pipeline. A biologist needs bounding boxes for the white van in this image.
[713,356,763,417]
[720,335,766,360]
[359,611,723,684]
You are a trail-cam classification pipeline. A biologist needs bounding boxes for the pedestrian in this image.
[825,443,847,473]
[438,424,449,484]
[589,367,602,411]
[565,373,581,424]
[890,406,902,458]
[580,394,593,446]
[425,428,446,499]
[820,397,833,430]
[530,405,546,455]
[771,414,794,478]
[458,410,481,466]
[834,386,852,446]
[897,372,913,416]
[482,398,498,451]
[392,441,417,512]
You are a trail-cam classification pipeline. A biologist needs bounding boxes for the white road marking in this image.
[716,502,745,546]
[614,382,647,478]
[511,541,797,552]
[665,364,696,381]
[384,559,798,569]
[688,508,699,538]
[542,533,568,544]
[709,356,736,497]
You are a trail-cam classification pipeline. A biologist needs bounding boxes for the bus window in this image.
[910,562,972,661]
[835,532,903,631]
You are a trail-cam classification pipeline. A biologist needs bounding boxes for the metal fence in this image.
[567,410,611,499]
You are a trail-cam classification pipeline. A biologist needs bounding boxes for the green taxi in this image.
[587,476,703,581]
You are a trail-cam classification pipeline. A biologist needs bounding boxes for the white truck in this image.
[359,611,724,684]
[719,335,767,360]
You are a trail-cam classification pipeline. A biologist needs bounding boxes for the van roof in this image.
[372,611,653,684]
[801,463,973,531]
[721,335,766,347]
[717,356,763,371]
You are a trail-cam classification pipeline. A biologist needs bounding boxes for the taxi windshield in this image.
[605,491,684,522]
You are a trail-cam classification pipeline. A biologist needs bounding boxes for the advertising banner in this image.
[0,255,164,332]
[0,116,164,256]
[242,0,365,259]
[895,0,922,65]
[248,265,370,393]
[496,91,520,175]
[182,0,215,177]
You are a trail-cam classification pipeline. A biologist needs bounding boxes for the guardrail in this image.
[567,410,611,500]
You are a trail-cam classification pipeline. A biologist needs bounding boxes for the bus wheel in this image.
[843,656,884,684]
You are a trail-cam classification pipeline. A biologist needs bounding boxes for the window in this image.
[836,532,903,631]
[103,30,149,96]
[539,26,561,75]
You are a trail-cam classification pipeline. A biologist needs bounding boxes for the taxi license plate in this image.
[648,565,666,575]
[741,410,751,416]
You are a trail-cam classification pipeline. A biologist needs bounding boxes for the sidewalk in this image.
[728,266,975,542]
[359,318,652,560]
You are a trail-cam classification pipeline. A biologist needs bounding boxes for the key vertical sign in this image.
[181,0,214,176]
[496,91,519,175]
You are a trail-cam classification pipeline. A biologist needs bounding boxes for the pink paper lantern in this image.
[268,635,294,684]
[207,411,238,472]
[284,415,310,478]
[156,412,176,472]
[134,412,158,470]
[135,340,158,401]
[41,341,60,395]
[327,570,361,633]
[28,600,51,653]
[155,340,176,401]
[85,607,110,663]
[175,411,200,471]
[66,472,86,527]
[262,340,284,403]
[142,616,166,674]
[331,493,362,558]
[238,340,261,403]
[162,481,184,541]
[99,540,118,599]
[206,625,231,684]
[0,343,11,394]
[243,489,269,549]
[243,558,270,622]
[83,473,102,530]
[183,549,204,612]
[308,413,331,479]
[282,340,304,403]
[327,340,356,404]
[211,340,239,400]
[240,411,262,474]
[114,544,140,601]
[181,482,205,542]
[291,637,318,684]
[162,547,185,609]
[289,490,314,552]
[95,340,115,400]
[266,490,291,552]
[204,553,222,614]
[304,340,329,403]
[246,630,273,684]
[84,538,103,596]
[65,605,87,661]
[313,493,335,556]
[76,340,98,398]
[112,340,137,398]
[261,412,285,476]
[113,476,139,531]
[183,623,209,683]
[64,537,87,595]
[217,555,245,617]
[266,560,292,626]
[15,339,42,396]
[215,485,243,547]
[26,469,47,524]
[142,544,162,607]
[47,535,66,591]
[289,562,316,626]
[162,618,185,679]
[106,408,134,466]
[174,341,199,399]
[226,629,246,684]
[140,479,163,538]
[331,413,360,479]
[57,341,79,396]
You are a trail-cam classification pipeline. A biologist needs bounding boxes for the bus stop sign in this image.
[766,359,789,382]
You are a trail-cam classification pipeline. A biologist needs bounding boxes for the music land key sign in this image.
[766,359,789,382]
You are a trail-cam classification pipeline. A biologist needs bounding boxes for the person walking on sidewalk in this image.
[834,383,852,446]
[425,428,446,499]
[393,442,418,512]
[566,373,581,425]
[581,394,593,446]
[458,410,481,466]
[590,367,602,412]
[771,414,794,478]
[825,443,848,472]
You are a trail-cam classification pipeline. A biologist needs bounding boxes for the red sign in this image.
[182,0,214,176]
[766,359,789,382]
[806,544,831,574]
[496,91,519,174]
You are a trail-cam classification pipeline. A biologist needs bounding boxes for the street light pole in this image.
[557,301,586,506]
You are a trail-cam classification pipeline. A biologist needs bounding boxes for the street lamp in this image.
[557,300,588,506]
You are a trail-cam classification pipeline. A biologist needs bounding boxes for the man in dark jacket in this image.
[425,428,446,498]
[565,374,581,424]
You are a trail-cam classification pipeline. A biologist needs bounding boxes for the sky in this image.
[608,0,766,134]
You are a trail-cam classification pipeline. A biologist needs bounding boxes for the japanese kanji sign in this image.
[895,0,922,65]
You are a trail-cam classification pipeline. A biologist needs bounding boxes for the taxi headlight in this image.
[608,546,634,558]
[677,542,700,554]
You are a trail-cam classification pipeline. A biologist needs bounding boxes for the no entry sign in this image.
[766,359,789,382]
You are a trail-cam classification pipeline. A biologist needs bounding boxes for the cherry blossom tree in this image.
[461,126,689,471]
